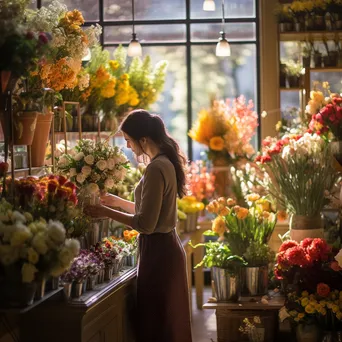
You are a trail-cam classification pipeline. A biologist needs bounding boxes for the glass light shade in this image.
[203,0,215,11]
[216,32,231,57]
[128,34,142,57]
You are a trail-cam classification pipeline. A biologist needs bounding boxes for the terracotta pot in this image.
[289,214,324,242]
[0,111,38,145]
[30,112,53,167]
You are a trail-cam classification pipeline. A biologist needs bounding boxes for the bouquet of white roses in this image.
[0,198,80,284]
[57,139,129,197]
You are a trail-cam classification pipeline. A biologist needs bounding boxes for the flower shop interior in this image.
[2,0,342,341]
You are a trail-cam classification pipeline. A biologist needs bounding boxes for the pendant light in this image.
[128,0,142,57]
[216,0,230,57]
[203,0,215,11]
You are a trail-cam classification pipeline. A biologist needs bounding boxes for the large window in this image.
[36,0,259,160]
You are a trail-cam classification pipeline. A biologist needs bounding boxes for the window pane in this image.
[191,23,256,42]
[104,25,186,44]
[41,0,99,21]
[191,0,255,19]
[191,44,257,160]
[104,46,188,157]
[104,0,185,21]
[280,91,301,123]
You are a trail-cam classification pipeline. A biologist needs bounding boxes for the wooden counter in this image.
[20,267,137,342]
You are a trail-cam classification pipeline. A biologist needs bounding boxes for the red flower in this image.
[47,179,59,193]
[279,240,299,253]
[260,155,271,163]
[268,145,281,155]
[0,162,9,177]
[300,238,314,250]
[330,261,342,272]
[56,187,71,199]
[317,283,330,298]
[57,175,67,186]
[64,181,77,191]
[285,246,307,266]
[307,238,331,262]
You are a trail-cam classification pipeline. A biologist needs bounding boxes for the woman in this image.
[85,109,193,342]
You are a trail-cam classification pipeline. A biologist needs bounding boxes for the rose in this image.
[317,283,330,298]
[70,168,77,177]
[84,155,95,165]
[81,165,92,176]
[88,183,99,194]
[96,160,107,171]
[74,152,85,161]
[107,158,115,170]
[104,178,115,189]
[76,173,86,184]
[58,156,69,167]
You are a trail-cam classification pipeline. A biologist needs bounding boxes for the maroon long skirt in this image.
[137,229,193,342]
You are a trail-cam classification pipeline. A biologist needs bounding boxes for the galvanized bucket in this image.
[184,212,199,232]
[211,267,240,302]
[242,266,268,296]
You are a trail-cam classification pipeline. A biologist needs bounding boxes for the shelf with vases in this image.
[279,30,342,42]
[307,67,342,72]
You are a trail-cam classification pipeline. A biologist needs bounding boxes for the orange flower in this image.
[236,207,249,220]
[317,283,330,298]
[277,210,287,222]
[209,136,225,151]
[212,216,226,236]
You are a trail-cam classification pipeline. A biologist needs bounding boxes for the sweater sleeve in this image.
[132,161,164,234]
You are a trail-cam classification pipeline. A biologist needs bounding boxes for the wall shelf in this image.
[280,87,303,91]
[280,30,342,42]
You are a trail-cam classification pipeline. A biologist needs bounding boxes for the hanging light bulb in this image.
[128,0,142,57]
[215,0,230,57]
[128,33,142,57]
[203,0,215,11]
[216,31,231,57]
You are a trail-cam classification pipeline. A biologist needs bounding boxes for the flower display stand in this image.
[203,293,285,342]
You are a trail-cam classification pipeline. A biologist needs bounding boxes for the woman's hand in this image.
[84,204,109,219]
[100,193,122,208]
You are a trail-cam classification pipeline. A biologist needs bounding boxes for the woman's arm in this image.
[85,205,134,228]
[100,193,135,214]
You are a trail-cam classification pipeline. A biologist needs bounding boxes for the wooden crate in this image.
[204,295,285,342]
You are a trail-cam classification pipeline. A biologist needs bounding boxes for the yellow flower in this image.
[11,230,32,247]
[212,216,226,236]
[332,304,339,313]
[109,60,120,71]
[301,297,309,307]
[321,308,327,316]
[305,305,315,314]
[256,199,271,212]
[302,291,309,297]
[142,91,149,98]
[219,207,230,216]
[27,247,39,264]
[121,73,129,81]
[21,262,38,283]
[209,136,225,151]
[236,207,249,220]
[246,193,260,202]
[298,313,305,319]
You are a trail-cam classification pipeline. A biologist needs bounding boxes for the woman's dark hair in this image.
[120,109,187,198]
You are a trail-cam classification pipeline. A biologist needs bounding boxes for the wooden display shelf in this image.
[280,30,342,41]
[280,87,303,91]
[309,67,342,72]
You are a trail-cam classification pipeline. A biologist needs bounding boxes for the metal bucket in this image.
[211,267,240,302]
[242,266,268,296]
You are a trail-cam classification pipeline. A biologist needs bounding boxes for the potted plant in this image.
[302,43,312,68]
[284,60,302,88]
[190,240,246,302]
[242,242,275,296]
[275,4,293,32]
[255,133,338,242]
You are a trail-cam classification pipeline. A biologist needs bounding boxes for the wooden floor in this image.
[191,287,217,342]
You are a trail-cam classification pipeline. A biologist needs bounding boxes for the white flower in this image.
[76,173,86,184]
[81,165,92,176]
[74,152,84,161]
[58,247,74,267]
[118,154,127,164]
[96,160,107,171]
[107,158,115,170]
[70,168,77,177]
[21,262,38,283]
[47,220,66,244]
[335,249,342,267]
[27,247,39,264]
[104,178,115,189]
[84,155,95,165]
[64,239,80,256]
[88,183,99,194]
[58,156,69,167]
[32,233,49,255]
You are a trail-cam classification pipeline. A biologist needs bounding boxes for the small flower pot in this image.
[279,63,287,87]
[284,22,293,32]
[104,266,113,281]
[63,282,72,300]
[323,52,338,67]
[313,15,325,30]
[34,278,46,300]
[241,266,269,296]
[334,20,342,30]
[302,56,311,68]
[211,267,240,302]
[305,17,314,31]
[279,23,286,33]
[287,75,301,88]
[313,53,322,68]
[72,282,83,298]
[294,22,304,32]
[97,269,105,284]
[87,275,97,290]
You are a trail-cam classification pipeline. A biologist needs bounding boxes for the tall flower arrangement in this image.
[57,139,129,197]
[255,133,338,216]
[189,96,258,163]
[26,0,101,92]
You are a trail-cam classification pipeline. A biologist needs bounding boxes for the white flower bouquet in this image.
[57,139,129,198]
[0,199,80,284]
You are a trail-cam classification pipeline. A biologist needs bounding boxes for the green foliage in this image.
[189,240,246,273]
[243,241,275,267]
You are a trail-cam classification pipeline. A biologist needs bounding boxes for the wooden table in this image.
[203,294,285,342]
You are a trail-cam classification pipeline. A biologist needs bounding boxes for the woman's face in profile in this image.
[123,132,143,156]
